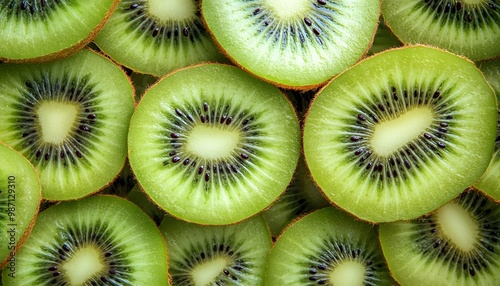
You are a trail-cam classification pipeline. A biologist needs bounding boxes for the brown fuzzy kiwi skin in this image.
[0,0,121,64]
[200,1,381,91]
[0,142,42,269]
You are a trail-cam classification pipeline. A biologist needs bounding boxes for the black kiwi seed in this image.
[421,0,500,28]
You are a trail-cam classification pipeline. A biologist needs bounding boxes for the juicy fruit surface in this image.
[128,63,300,225]
[2,195,169,285]
[0,49,135,200]
[379,190,500,286]
[202,0,380,88]
[303,45,497,222]
[0,143,41,267]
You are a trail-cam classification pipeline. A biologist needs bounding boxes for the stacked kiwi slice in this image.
[1,0,500,284]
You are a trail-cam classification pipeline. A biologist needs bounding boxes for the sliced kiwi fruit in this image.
[0,143,41,268]
[382,0,500,61]
[265,206,395,285]
[303,45,497,223]
[379,189,500,285]
[94,0,226,77]
[201,0,380,89]
[159,214,272,285]
[0,48,135,201]
[2,195,169,285]
[474,58,500,201]
[0,0,119,62]
[128,63,301,225]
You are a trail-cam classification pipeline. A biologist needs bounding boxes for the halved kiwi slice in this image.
[265,206,395,285]
[128,63,301,225]
[379,189,500,285]
[0,143,41,269]
[0,0,119,62]
[201,0,380,89]
[2,195,169,285]
[381,0,500,61]
[303,45,497,223]
[0,48,135,201]
[159,214,272,285]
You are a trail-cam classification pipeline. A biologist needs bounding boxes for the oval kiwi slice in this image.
[0,143,41,269]
[1,195,169,285]
[201,0,380,89]
[303,45,497,223]
[382,0,500,61]
[379,189,500,285]
[128,63,301,225]
[0,49,135,201]
[265,206,395,285]
[0,0,119,62]
[159,214,272,285]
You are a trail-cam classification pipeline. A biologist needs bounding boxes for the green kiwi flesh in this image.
[0,49,135,200]
[0,143,41,268]
[475,58,500,201]
[265,206,395,285]
[128,63,301,225]
[303,45,497,223]
[159,214,272,285]
[201,0,380,89]
[0,0,119,62]
[2,195,169,285]
[381,0,500,61]
[94,0,226,77]
[379,189,500,285]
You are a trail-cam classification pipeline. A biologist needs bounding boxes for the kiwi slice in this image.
[94,0,226,77]
[2,195,169,285]
[0,48,135,201]
[474,58,500,201]
[265,206,395,285]
[201,0,380,89]
[128,63,300,225]
[0,0,119,62]
[381,0,500,61]
[303,45,497,223]
[159,214,272,285]
[0,143,41,269]
[379,189,500,285]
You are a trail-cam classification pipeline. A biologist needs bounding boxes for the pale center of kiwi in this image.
[147,0,196,21]
[185,126,241,160]
[61,245,105,285]
[191,257,228,286]
[36,101,79,144]
[435,202,479,252]
[329,260,366,286]
[370,107,433,157]
[264,0,310,19]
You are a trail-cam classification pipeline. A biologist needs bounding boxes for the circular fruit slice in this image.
[0,49,135,201]
[201,0,380,89]
[379,189,500,285]
[1,195,169,285]
[303,45,497,223]
[128,63,301,225]
[0,143,41,268]
[0,0,119,62]
[159,214,272,285]
[265,207,395,285]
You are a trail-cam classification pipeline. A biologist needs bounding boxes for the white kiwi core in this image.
[370,107,434,157]
[147,0,196,21]
[435,202,479,252]
[185,126,241,160]
[37,101,79,144]
[191,256,229,286]
[61,245,105,285]
[329,260,366,286]
[264,0,310,19]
